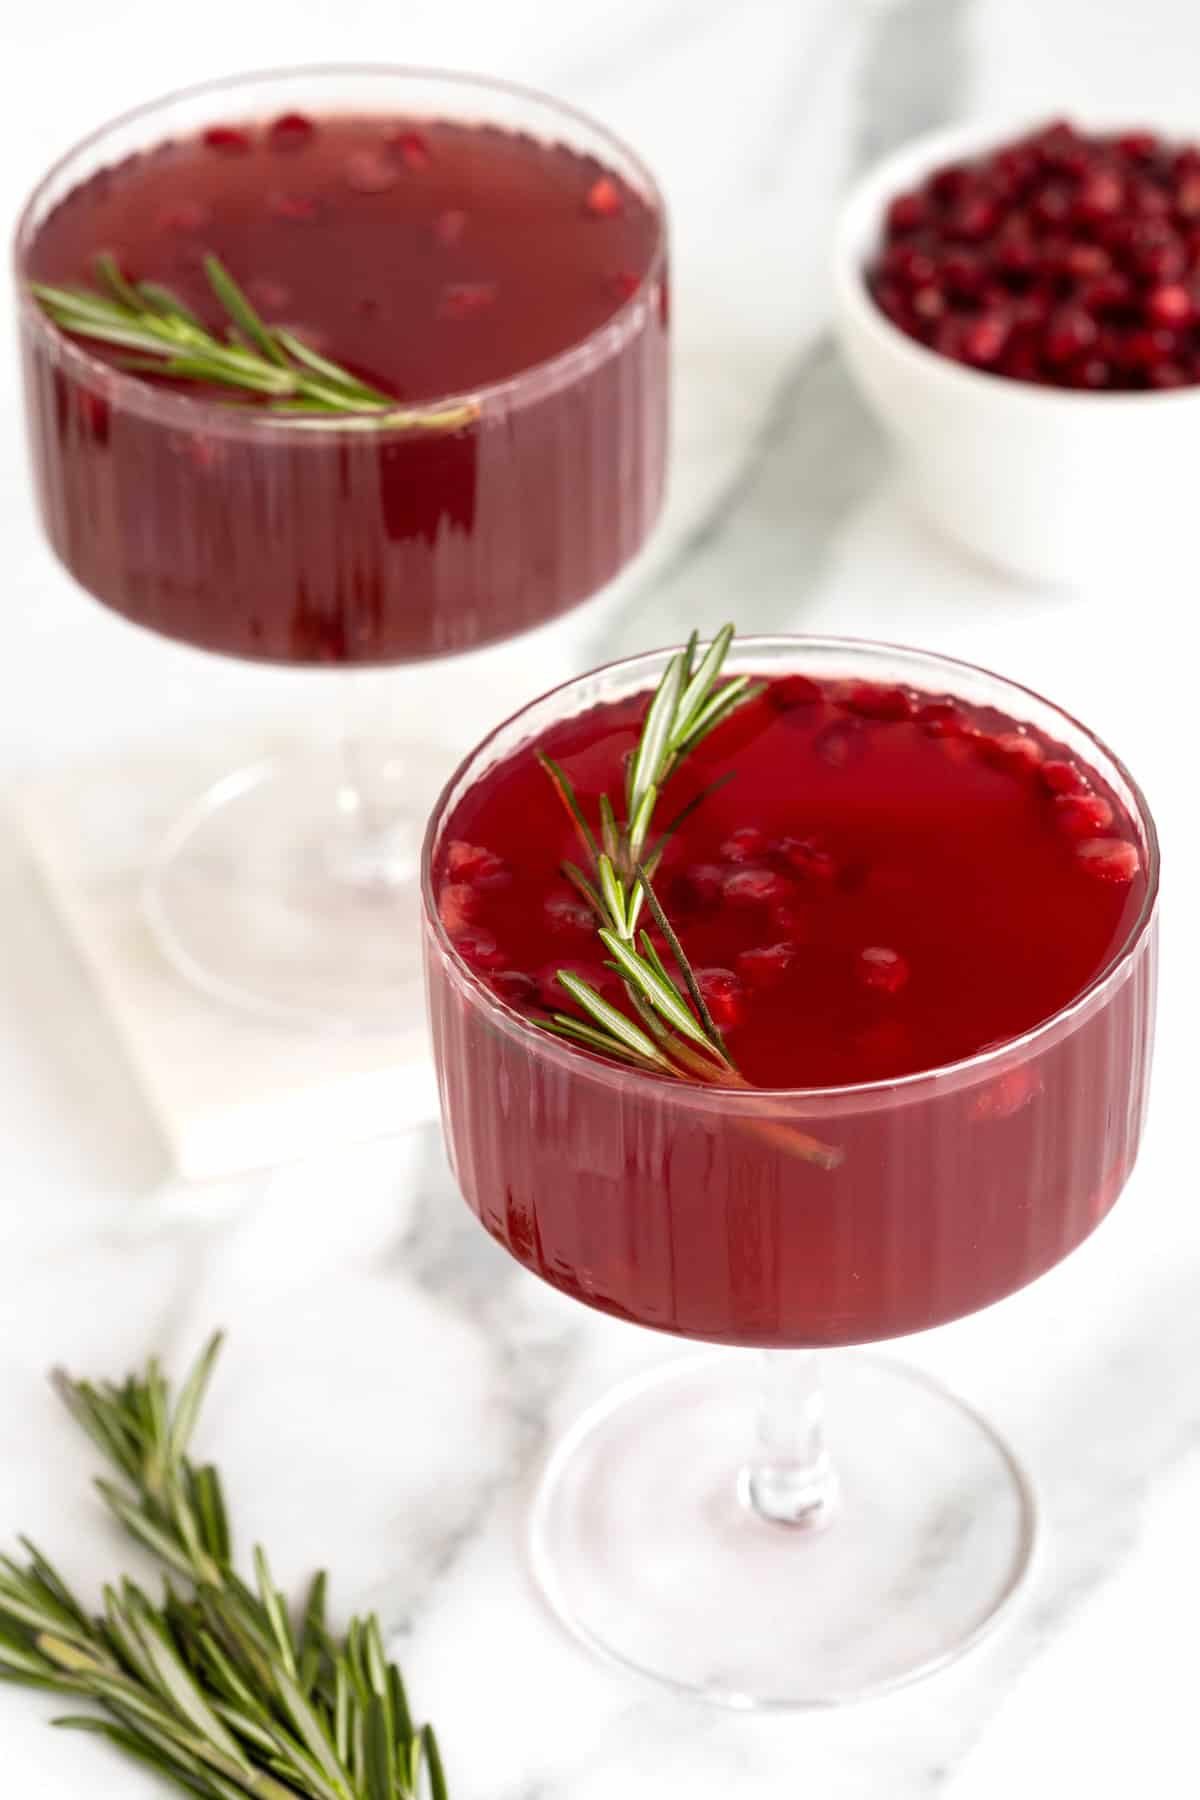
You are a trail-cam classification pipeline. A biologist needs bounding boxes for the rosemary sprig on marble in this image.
[32,253,476,430]
[0,1335,447,1800]
[538,623,763,1080]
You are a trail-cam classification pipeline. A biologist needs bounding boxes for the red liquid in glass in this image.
[427,675,1156,1346]
[21,114,667,663]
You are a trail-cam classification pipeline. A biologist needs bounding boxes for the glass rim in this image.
[12,61,669,436]
[421,632,1161,1110]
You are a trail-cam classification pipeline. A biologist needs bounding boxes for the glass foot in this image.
[530,1351,1036,1708]
[144,743,443,1033]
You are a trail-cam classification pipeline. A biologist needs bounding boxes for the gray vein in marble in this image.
[555,0,742,93]
[604,339,887,656]
[599,0,972,661]
[374,1127,580,1637]
[853,0,973,168]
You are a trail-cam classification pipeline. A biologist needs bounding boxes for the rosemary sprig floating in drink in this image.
[31,253,477,431]
[0,1335,448,1800]
[537,623,762,1079]
[536,625,842,1170]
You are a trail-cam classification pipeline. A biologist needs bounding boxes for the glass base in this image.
[530,1351,1036,1708]
[144,743,441,1033]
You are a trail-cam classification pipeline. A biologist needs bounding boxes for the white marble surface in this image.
[2,2,1198,1794]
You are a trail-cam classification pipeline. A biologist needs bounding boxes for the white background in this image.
[2,2,1199,1795]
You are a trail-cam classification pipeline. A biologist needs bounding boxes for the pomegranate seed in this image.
[434,209,467,246]
[544,891,595,935]
[1040,759,1090,796]
[993,231,1039,278]
[886,191,927,233]
[696,968,744,1031]
[1175,173,1200,219]
[1075,169,1124,220]
[453,928,505,971]
[440,282,498,320]
[445,841,509,886]
[1075,838,1140,883]
[857,946,910,995]
[1149,360,1190,388]
[248,277,290,314]
[917,698,967,737]
[1118,130,1160,161]
[952,194,1000,240]
[492,970,537,1009]
[1132,235,1187,283]
[942,249,987,299]
[671,864,725,915]
[737,942,798,990]
[840,681,915,721]
[815,720,867,768]
[1054,793,1114,838]
[1044,305,1098,364]
[1000,343,1043,383]
[438,881,480,933]
[1066,356,1114,389]
[203,125,251,154]
[768,674,822,711]
[931,163,968,203]
[345,150,398,194]
[1146,281,1194,325]
[912,284,947,322]
[1131,179,1171,219]
[1033,183,1073,227]
[777,839,837,885]
[962,311,1011,365]
[723,867,793,906]
[156,201,209,233]
[385,128,431,169]
[980,731,1044,774]
[1064,242,1113,280]
[884,242,938,286]
[268,112,315,151]
[721,826,767,863]
[585,176,622,217]
[1078,271,1133,313]
[1119,326,1178,371]
[267,190,319,221]
[969,1065,1041,1121]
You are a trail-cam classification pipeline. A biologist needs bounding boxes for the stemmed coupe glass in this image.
[14,66,668,1032]
[421,634,1158,1707]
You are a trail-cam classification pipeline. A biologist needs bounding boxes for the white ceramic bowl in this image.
[833,116,1200,586]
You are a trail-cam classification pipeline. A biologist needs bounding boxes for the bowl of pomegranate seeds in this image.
[834,115,1200,583]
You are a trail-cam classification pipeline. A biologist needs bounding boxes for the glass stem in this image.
[324,678,417,891]
[743,1350,838,1529]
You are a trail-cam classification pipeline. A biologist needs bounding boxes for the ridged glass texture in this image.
[13,68,669,666]
[423,638,1159,1348]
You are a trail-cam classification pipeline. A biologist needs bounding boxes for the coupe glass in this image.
[421,636,1159,1707]
[14,66,668,1031]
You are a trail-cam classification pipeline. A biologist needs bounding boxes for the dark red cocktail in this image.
[14,70,669,1031]
[426,641,1156,1346]
[422,635,1159,1705]
[17,72,667,664]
